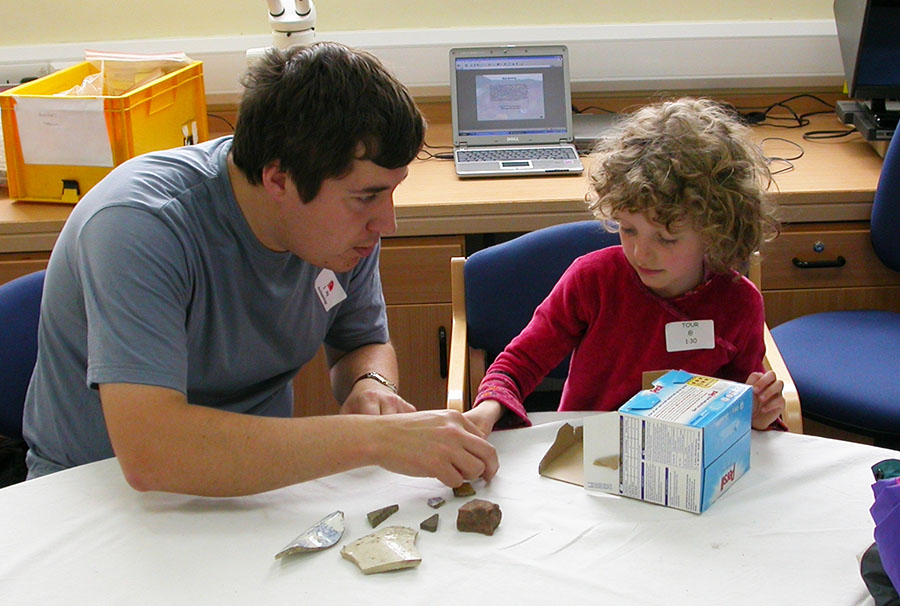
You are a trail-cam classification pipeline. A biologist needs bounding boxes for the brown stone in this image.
[456,499,501,536]
[367,504,399,528]
[452,482,476,497]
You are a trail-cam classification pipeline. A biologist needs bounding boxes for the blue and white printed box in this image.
[583,370,752,513]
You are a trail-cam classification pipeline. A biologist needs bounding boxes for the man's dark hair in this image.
[231,42,425,202]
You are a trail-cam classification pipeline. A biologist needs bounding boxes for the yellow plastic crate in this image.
[0,60,208,203]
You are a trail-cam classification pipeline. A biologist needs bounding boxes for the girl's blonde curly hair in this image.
[585,97,780,273]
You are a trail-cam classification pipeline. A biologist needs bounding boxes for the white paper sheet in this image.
[13,96,113,167]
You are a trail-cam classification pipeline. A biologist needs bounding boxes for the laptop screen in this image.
[450,46,573,147]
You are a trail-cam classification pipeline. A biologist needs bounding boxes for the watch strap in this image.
[352,371,398,394]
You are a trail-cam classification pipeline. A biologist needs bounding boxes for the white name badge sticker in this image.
[314,269,347,312]
[665,320,715,352]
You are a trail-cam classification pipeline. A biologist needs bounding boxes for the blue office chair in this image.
[771,132,900,448]
[446,221,620,413]
[0,270,45,440]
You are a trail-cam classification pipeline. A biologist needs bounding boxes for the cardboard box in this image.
[582,370,752,513]
[0,61,208,204]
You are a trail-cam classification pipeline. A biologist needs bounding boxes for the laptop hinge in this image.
[559,138,568,145]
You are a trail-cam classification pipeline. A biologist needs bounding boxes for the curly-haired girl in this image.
[466,97,786,434]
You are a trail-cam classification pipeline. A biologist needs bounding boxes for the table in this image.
[0,412,893,604]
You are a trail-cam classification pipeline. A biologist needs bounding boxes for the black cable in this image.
[417,139,453,161]
[207,113,235,131]
[736,94,837,129]
[572,104,617,115]
[802,128,857,140]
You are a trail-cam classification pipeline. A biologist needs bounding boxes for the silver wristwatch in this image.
[352,371,398,394]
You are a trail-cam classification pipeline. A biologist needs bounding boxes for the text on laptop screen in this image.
[454,54,569,138]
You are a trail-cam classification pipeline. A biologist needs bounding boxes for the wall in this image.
[0,1,843,102]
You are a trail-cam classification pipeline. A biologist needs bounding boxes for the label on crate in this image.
[13,96,113,167]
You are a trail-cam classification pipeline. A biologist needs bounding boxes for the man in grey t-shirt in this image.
[22,42,498,496]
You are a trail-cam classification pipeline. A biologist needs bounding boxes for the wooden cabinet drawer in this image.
[761,222,900,290]
[380,236,464,305]
[763,285,900,327]
[0,252,51,285]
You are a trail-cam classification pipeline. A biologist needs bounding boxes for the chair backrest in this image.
[464,221,620,379]
[0,270,45,439]
[871,131,900,272]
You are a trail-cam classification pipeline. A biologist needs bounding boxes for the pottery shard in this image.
[340,526,421,575]
[420,513,439,532]
[453,482,476,497]
[456,499,502,536]
[367,504,399,528]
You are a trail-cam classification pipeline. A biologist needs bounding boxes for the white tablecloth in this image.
[0,413,895,605]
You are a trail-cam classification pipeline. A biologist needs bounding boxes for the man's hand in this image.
[747,370,785,430]
[340,381,416,415]
[369,409,499,488]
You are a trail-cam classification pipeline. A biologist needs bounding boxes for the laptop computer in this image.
[449,45,584,178]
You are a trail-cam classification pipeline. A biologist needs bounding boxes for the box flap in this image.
[538,423,585,486]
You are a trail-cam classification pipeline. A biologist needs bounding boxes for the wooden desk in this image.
[2,94,897,415]
[0,101,886,249]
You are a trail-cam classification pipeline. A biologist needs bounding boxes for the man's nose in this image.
[369,196,397,236]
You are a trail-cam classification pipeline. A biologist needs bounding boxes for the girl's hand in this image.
[747,370,785,430]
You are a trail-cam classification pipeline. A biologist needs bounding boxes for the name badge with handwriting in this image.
[314,269,347,312]
[665,320,715,352]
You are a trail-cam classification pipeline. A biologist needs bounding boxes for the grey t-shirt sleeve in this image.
[76,205,191,393]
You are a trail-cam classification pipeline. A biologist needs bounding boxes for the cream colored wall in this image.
[2,0,833,46]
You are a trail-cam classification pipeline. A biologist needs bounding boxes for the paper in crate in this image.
[583,370,752,513]
[0,60,208,204]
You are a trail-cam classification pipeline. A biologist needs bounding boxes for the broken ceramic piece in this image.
[274,510,345,559]
[457,499,502,536]
[427,496,445,509]
[420,513,439,532]
[340,526,422,575]
[453,482,476,497]
[367,504,399,528]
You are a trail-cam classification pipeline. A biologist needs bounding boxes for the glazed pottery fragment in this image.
[341,526,422,574]
[274,510,345,559]
[427,496,445,509]
[367,504,399,528]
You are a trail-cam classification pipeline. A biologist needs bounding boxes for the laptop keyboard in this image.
[457,147,578,162]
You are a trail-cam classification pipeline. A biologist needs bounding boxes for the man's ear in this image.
[261,162,290,199]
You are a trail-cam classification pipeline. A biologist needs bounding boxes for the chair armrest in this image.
[763,323,803,433]
[447,257,468,412]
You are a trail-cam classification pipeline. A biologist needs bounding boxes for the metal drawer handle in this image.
[792,256,846,269]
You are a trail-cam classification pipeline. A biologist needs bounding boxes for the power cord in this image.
[207,113,235,131]
[733,93,857,142]
[759,137,804,175]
